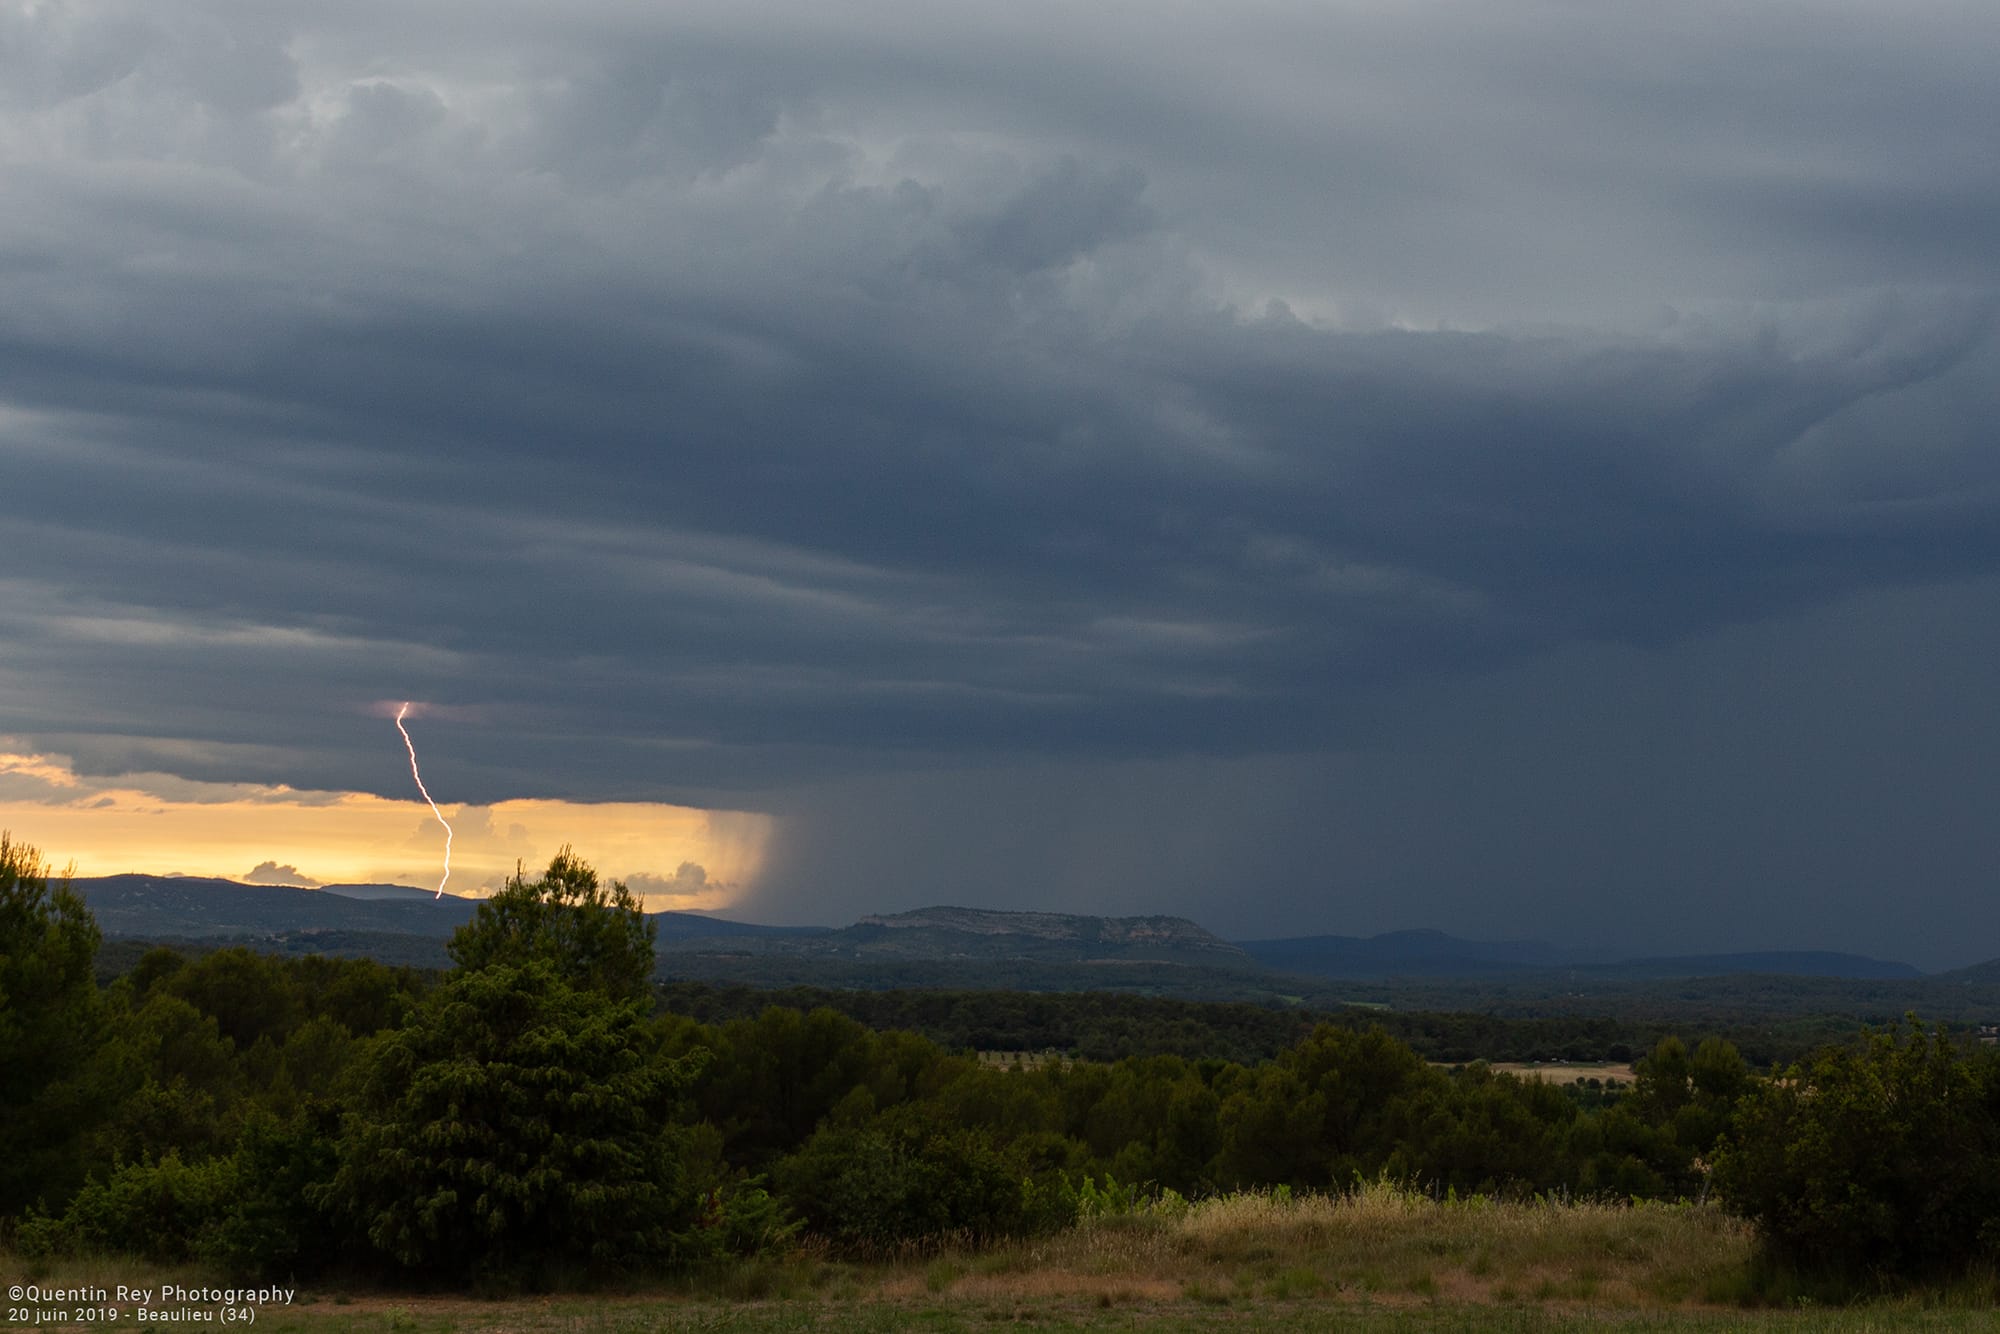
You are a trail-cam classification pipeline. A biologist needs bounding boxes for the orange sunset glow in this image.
[0,745,771,911]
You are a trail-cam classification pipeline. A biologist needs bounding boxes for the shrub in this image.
[1713,1020,2000,1279]
[203,1112,343,1275]
[775,1124,1033,1251]
[58,1152,237,1263]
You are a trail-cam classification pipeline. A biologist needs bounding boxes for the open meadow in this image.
[10,1186,1998,1333]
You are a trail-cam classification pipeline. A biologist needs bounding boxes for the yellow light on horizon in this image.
[0,748,770,912]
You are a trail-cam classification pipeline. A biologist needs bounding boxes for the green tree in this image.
[449,848,655,1001]
[168,947,303,1051]
[1627,1035,1753,1196]
[91,992,246,1166]
[695,1007,935,1167]
[1713,1020,2000,1278]
[1287,1023,1445,1186]
[1390,1065,1579,1196]
[327,959,702,1283]
[0,833,104,1212]
[1214,1064,1325,1188]
[295,955,419,1036]
[1679,1036,1752,1154]
[1631,1036,1694,1124]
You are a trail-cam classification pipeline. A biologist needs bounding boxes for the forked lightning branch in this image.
[394,701,454,897]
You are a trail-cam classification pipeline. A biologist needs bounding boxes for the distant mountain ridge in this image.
[67,874,820,945]
[319,882,442,902]
[818,906,1251,965]
[73,875,479,940]
[65,875,1931,982]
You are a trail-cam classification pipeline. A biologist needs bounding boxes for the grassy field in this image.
[974,1049,1071,1070]
[1481,1061,1634,1086]
[8,1186,1997,1332]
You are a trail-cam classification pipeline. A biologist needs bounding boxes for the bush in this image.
[203,1112,343,1275]
[57,1152,237,1263]
[775,1127,947,1251]
[702,1179,799,1258]
[775,1124,1033,1251]
[1713,1020,2000,1279]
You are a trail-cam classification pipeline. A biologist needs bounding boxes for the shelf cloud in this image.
[4,1,1998,963]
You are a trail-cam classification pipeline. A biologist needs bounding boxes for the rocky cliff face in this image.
[831,906,1250,963]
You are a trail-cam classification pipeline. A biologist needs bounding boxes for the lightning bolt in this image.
[395,701,453,898]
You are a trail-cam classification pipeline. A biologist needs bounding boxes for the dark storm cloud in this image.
[4,0,1999,959]
[755,573,2000,969]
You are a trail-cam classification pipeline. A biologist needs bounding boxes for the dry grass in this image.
[989,1181,1754,1308]
[1428,1060,1635,1086]
[2,1246,211,1297]
[973,1049,1071,1071]
[15,1188,1998,1330]
[1484,1062,1635,1086]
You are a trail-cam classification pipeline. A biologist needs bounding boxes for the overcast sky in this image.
[4,1,1999,965]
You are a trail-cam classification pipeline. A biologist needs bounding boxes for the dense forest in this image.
[7,835,2000,1288]
[656,980,1868,1069]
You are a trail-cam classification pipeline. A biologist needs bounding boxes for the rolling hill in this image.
[805,906,1254,965]
[66,876,1946,996]
[67,874,822,945]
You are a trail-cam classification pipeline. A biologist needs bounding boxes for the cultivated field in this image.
[974,1048,1072,1069]
[975,1053,1635,1083]
[1482,1061,1634,1086]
